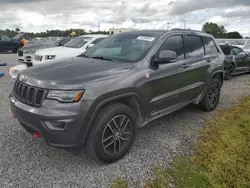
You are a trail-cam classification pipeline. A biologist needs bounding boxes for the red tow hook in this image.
[33,132,41,139]
[12,114,16,118]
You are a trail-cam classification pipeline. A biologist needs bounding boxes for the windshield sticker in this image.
[136,36,155,42]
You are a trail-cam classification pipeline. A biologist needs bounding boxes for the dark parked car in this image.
[0,35,23,53]
[220,44,250,80]
[10,29,224,163]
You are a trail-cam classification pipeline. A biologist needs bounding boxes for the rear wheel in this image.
[86,103,137,163]
[12,48,18,53]
[224,64,235,80]
[199,77,222,111]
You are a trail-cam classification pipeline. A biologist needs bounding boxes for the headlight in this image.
[47,90,84,102]
[45,55,56,60]
[25,50,36,54]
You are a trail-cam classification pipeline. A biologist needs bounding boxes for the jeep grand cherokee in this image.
[10,29,224,163]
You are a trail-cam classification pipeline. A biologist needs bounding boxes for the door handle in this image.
[181,64,190,68]
[206,58,212,62]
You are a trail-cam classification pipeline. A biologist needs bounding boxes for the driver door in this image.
[148,35,194,117]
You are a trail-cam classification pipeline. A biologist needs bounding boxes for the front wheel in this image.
[12,49,18,53]
[199,77,222,111]
[86,103,137,163]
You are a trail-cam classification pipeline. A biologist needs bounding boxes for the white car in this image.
[243,42,250,53]
[32,34,108,65]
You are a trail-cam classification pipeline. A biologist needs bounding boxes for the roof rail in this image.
[171,28,203,33]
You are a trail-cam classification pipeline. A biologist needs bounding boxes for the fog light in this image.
[43,120,68,131]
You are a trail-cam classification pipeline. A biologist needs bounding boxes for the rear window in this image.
[186,35,205,58]
[202,37,219,55]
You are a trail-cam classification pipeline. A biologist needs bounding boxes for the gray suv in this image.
[10,29,224,163]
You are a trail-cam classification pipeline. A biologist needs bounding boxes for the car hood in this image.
[19,57,134,89]
[36,46,83,57]
[20,44,54,51]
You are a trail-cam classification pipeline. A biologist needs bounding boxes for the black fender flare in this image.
[80,92,144,145]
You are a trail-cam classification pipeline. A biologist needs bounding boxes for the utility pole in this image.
[167,23,170,30]
[98,22,100,33]
[184,21,187,29]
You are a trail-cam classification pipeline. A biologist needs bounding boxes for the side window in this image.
[186,35,205,58]
[230,47,243,55]
[202,37,219,54]
[159,35,185,60]
[91,38,105,45]
[2,36,11,41]
[220,45,230,55]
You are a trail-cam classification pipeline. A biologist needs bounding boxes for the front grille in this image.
[13,80,47,107]
[34,55,43,61]
[18,51,23,57]
[26,56,32,62]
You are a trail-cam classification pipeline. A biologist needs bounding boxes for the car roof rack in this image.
[171,28,203,33]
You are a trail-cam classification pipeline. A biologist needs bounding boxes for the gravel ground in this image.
[0,53,250,188]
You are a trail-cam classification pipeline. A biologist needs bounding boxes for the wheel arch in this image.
[81,93,145,145]
[211,70,224,86]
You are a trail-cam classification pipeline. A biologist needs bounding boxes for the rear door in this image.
[183,35,211,95]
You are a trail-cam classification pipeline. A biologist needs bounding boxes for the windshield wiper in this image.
[79,54,90,58]
[91,56,115,62]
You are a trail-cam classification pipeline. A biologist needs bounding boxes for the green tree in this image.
[202,22,227,38]
[15,28,20,32]
[226,31,242,39]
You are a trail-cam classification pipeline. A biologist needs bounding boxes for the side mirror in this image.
[86,43,95,49]
[151,50,177,65]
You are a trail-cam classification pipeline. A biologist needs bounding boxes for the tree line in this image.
[0,28,109,39]
[0,22,248,39]
[202,22,245,39]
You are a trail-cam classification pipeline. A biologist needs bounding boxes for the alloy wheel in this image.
[102,115,132,155]
[226,65,234,79]
[208,83,220,106]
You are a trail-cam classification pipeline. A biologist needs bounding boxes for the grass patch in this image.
[112,96,250,188]
[111,179,129,188]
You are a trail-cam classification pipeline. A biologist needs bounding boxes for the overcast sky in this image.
[1,0,250,36]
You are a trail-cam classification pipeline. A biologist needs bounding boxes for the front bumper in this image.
[9,93,91,149]
[18,54,34,66]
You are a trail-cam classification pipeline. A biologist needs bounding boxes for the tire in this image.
[86,103,137,163]
[12,49,18,53]
[199,77,222,112]
[224,64,235,80]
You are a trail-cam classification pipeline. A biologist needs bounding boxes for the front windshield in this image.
[64,37,92,48]
[12,33,24,40]
[83,33,159,62]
